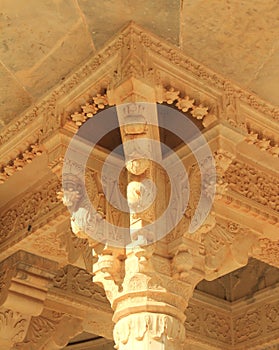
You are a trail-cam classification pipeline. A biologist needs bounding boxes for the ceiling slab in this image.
[0,0,95,112]
[0,62,32,127]
[181,0,279,106]
[15,19,95,98]
[76,0,180,49]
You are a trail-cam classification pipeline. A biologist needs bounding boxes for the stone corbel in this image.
[13,309,82,350]
[203,221,257,280]
[0,251,58,317]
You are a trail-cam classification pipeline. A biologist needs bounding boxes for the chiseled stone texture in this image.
[77,0,180,49]
[0,0,95,126]
[181,0,279,105]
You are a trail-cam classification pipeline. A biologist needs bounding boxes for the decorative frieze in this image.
[53,265,107,303]
[225,160,279,213]
[0,176,62,249]
[252,238,279,269]
[67,85,215,130]
[0,251,58,317]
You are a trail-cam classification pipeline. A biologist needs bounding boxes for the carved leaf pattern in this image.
[0,310,27,344]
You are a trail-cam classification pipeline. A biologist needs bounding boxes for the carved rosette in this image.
[0,141,43,184]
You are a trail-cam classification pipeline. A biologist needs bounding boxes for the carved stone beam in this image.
[0,251,58,317]
[112,80,163,244]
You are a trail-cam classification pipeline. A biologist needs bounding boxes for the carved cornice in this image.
[0,141,43,185]
[216,193,279,233]
[0,22,278,157]
[246,129,279,158]
[0,22,278,195]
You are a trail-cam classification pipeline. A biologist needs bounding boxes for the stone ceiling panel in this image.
[181,0,279,105]
[0,62,32,127]
[15,19,95,98]
[196,259,279,302]
[0,0,95,122]
[76,0,180,49]
[0,0,81,71]
[247,48,279,105]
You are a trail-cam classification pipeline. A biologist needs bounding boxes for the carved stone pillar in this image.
[113,313,184,350]
[94,244,203,350]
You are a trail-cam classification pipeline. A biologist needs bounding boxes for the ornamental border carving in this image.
[0,21,278,151]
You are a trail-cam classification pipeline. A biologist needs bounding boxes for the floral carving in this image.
[246,129,279,157]
[53,265,107,302]
[0,309,28,345]
[176,96,194,112]
[225,160,279,212]
[266,301,279,332]
[190,105,209,120]
[233,311,262,343]
[0,177,62,245]
[157,87,215,127]
[204,312,231,342]
[0,142,43,184]
[252,238,279,268]
[69,93,108,126]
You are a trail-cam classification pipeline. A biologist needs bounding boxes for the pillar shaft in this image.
[114,313,185,350]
